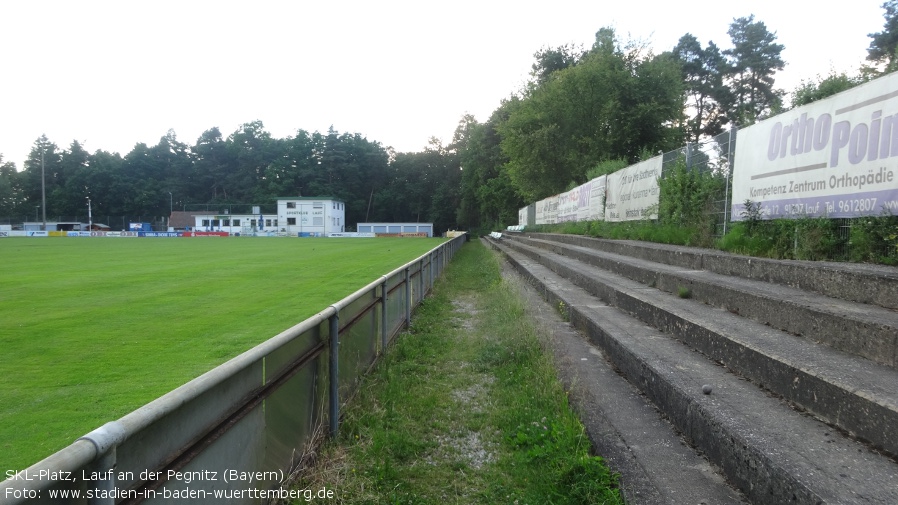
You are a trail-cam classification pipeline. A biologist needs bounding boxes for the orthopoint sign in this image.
[733,71,898,219]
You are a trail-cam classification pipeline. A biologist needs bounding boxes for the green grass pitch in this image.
[0,237,447,472]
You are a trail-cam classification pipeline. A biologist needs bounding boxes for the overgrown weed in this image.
[290,241,622,504]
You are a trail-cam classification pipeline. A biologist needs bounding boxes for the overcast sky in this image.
[0,0,887,170]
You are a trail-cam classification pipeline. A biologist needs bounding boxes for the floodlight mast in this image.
[87,197,92,234]
[40,143,46,232]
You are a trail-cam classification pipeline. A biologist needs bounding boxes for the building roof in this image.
[276,196,343,202]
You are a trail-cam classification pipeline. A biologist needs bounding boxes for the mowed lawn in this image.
[0,237,446,472]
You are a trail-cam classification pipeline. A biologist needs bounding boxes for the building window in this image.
[287,202,296,209]
[250,219,256,227]
[211,220,220,227]
[313,201,323,208]
[223,219,230,226]
[202,219,210,227]
[266,219,272,227]
[313,217,323,226]
[233,219,241,226]
[287,218,296,225]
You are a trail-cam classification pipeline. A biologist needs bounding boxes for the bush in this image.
[658,158,727,247]
[849,214,898,264]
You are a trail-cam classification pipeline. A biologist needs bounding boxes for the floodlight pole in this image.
[87,197,92,234]
[40,144,46,231]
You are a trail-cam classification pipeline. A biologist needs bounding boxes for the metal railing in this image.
[0,234,466,504]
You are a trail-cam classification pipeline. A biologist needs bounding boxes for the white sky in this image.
[0,0,887,170]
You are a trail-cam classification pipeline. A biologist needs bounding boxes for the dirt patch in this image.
[423,430,497,469]
[450,298,479,331]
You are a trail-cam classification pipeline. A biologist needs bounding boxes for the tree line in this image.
[456,4,898,231]
[2,5,896,234]
[0,124,461,233]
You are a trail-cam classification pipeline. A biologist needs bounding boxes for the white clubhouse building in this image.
[189,197,346,236]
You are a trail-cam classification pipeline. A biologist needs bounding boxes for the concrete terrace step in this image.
[506,233,898,371]
[485,236,898,505]
[497,234,898,458]
[498,252,749,504]
[520,232,898,310]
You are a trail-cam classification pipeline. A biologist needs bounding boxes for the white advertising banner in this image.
[605,157,661,222]
[577,175,607,221]
[535,195,559,225]
[557,188,580,222]
[518,206,528,227]
[732,71,898,219]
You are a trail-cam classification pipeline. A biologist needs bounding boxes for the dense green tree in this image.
[151,130,194,215]
[120,142,166,215]
[620,50,685,154]
[868,0,898,71]
[672,34,732,142]
[312,128,391,225]
[3,126,419,229]
[790,72,863,107]
[530,43,584,86]
[53,140,92,217]
[0,156,23,216]
[226,121,281,203]
[723,15,786,125]
[378,138,460,233]
[79,150,125,217]
[192,127,235,202]
[455,108,523,231]
[500,27,683,201]
[425,139,462,233]
[257,129,316,200]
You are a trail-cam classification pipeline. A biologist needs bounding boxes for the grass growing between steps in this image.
[292,241,623,504]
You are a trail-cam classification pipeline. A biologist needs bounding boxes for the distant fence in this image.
[0,216,170,231]
[0,234,466,505]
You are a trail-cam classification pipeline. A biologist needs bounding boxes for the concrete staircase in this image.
[485,232,898,505]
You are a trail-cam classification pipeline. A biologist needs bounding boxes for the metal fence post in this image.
[724,127,735,235]
[86,450,116,505]
[418,259,424,302]
[380,279,388,352]
[404,267,411,328]
[328,310,339,436]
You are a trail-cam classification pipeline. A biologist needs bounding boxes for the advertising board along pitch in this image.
[733,71,898,220]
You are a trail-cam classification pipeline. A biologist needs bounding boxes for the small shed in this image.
[356,223,433,237]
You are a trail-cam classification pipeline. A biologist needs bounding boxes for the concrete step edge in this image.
[489,238,898,505]
[510,234,898,369]
[496,236,898,457]
[518,232,898,310]
[495,249,749,504]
